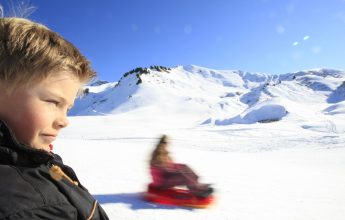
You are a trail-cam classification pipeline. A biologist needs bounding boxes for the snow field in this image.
[55,115,345,220]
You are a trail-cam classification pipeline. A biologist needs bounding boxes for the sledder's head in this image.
[157,134,169,153]
[0,17,96,151]
[150,135,171,166]
[159,134,169,146]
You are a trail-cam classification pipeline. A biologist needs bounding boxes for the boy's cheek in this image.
[13,112,49,139]
[7,123,35,147]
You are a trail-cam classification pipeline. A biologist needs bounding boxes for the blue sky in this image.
[1,0,345,81]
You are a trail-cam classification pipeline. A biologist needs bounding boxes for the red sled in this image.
[143,183,215,208]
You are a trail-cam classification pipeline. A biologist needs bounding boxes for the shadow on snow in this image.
[93,192,194,211]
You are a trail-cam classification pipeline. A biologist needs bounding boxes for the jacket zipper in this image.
[49,164,79,186]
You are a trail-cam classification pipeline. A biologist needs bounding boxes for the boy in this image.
[0,18,109,219]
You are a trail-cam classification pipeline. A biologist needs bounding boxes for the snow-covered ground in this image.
[55,66,345,219]
[53,112,345,220]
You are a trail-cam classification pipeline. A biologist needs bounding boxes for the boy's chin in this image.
[41,145,51,152]
[31,143,51,152]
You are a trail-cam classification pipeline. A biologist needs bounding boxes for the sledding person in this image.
[149,134,213,198]
[0,18,109,219]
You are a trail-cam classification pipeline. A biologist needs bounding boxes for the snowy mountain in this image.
[70,65,345,130]
[61,65,345,219]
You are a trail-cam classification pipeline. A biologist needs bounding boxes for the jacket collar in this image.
[0,120,54,166]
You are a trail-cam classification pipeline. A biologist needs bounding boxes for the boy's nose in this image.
[60,117,69,128]
[56,115,69,129]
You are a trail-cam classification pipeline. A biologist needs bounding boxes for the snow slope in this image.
[71,65,345,133]
[57,65,345,219]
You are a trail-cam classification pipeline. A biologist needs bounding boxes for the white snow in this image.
[323,101,345,115]
[215,99,288,125]
[55,65,345,219]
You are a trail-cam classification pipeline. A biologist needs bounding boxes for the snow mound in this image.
[328,82,345,103]
[323,101,345,115]
[215,99,288,125]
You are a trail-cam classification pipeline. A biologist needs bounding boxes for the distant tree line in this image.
[122,65,172,85]
[149,65,171,72]
[123,67,150,78]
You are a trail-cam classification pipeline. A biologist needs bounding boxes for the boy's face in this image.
[0,73,81,152]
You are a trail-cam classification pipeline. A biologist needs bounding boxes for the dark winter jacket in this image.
[0,121,109,220]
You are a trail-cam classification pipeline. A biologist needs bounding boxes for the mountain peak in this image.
[70,66,345,128]
[119,65,172,85]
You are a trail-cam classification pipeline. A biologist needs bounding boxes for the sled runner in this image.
[143,183,215,208]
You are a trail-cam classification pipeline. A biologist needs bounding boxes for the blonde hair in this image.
[150,135,172,166]
[0,17,96,90]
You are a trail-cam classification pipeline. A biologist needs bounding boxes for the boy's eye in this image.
[47,100,59,106]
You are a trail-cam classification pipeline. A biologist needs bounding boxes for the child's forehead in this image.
[37,74,83,93]
[27,73,83,101]
[43,72,82,84]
